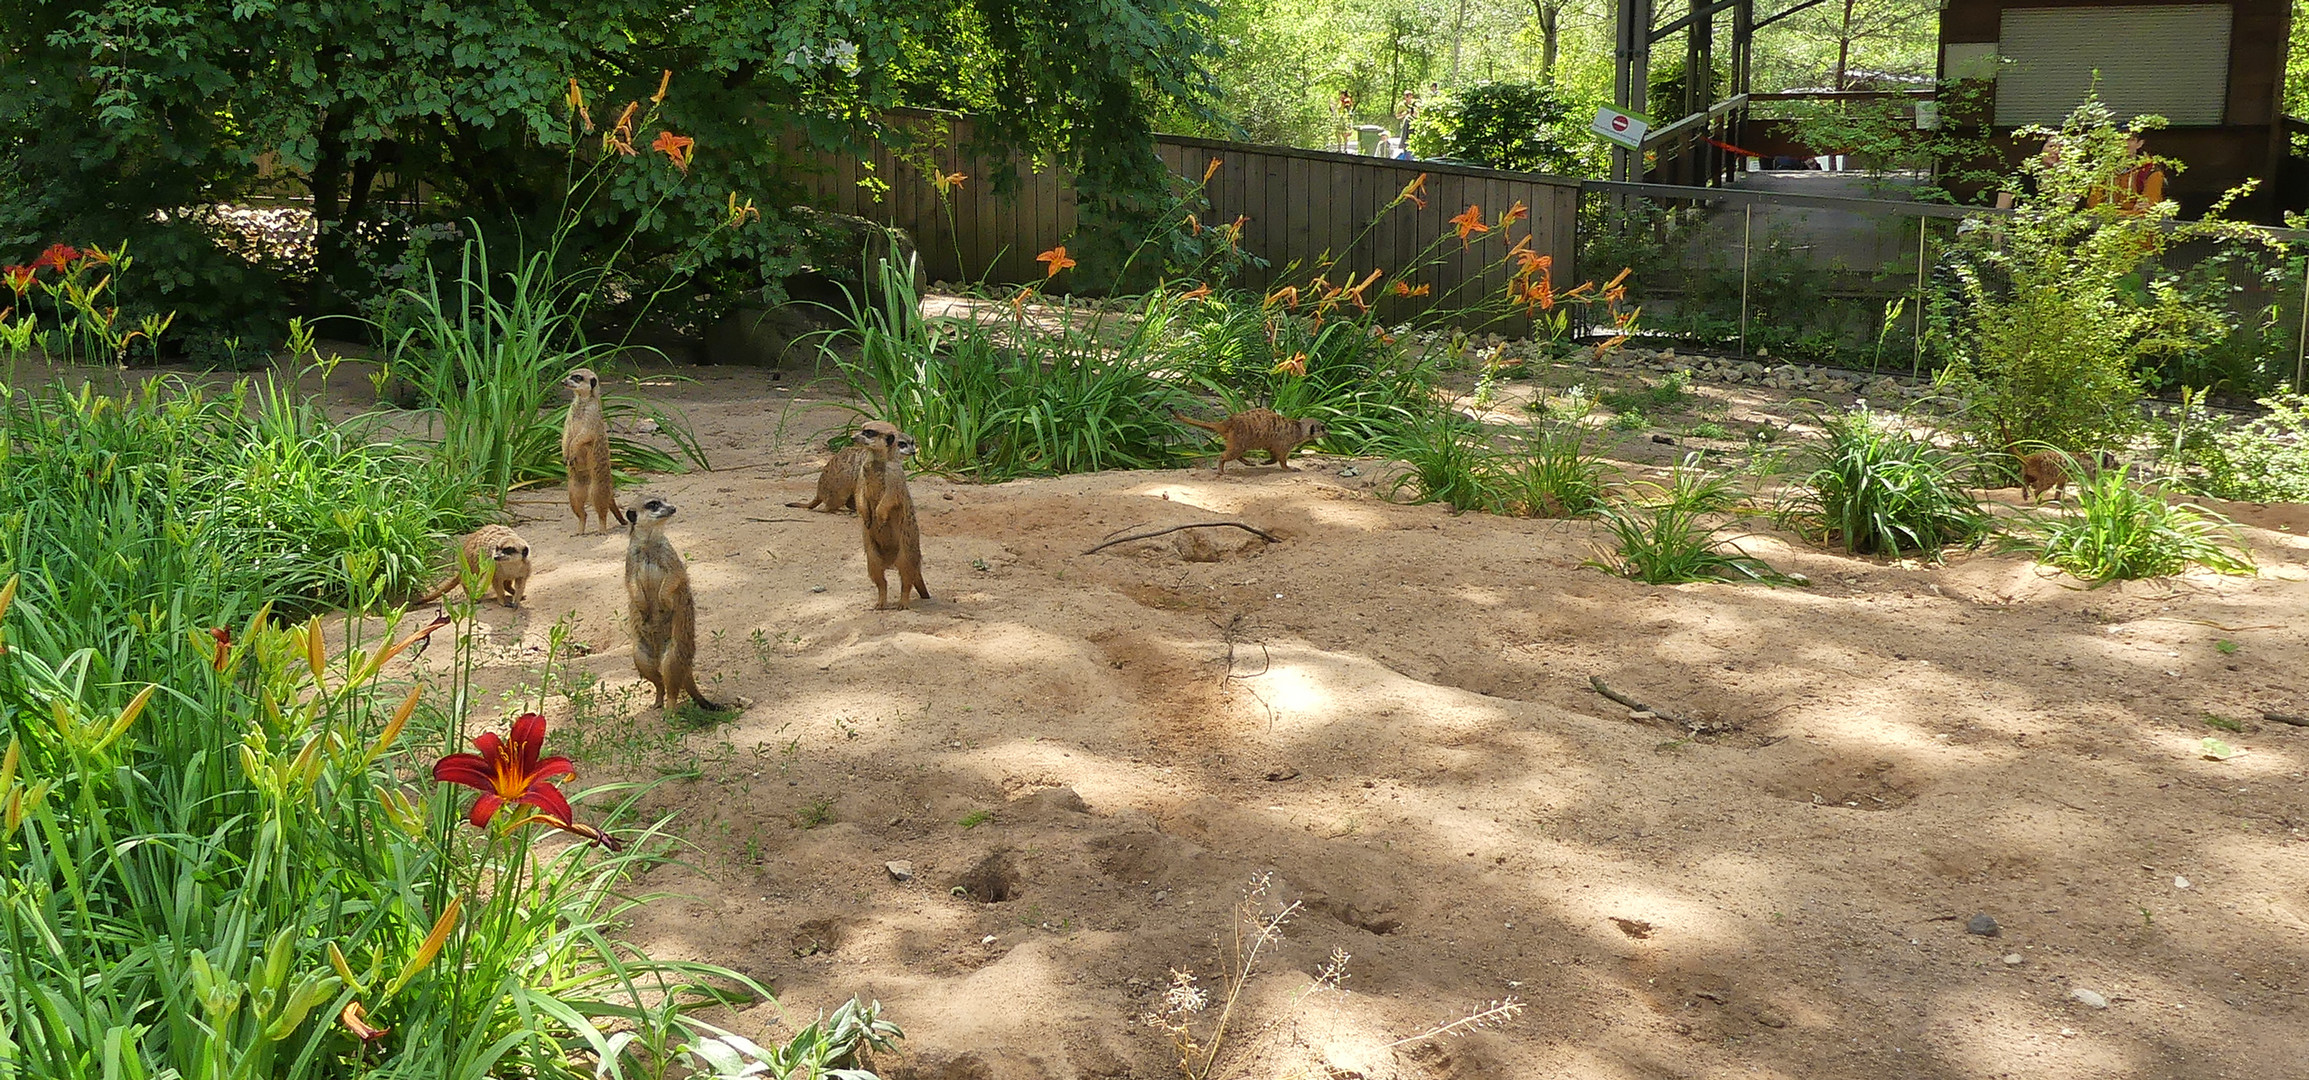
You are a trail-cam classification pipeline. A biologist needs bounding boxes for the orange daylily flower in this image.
[726,192,759,227]
[1398,173,1430,210]
[1602,267,1632,302]
[651,69,672,105]
[1513,248,1549,277]
[1203,157,1223,183]
[933,171,968,194]
[208,627,232,672]
[652,131,695,172]
[82,245,115,267]
[1499,200,1529,227]
[564,79,593,132]
[1342,267,1384,311]
[340,1001,390,1043]
[1179,283,1213,301]
[432,713,621,850]
[1035,245,1077,278]
[2,266,32,295]
[1272,352,1309,377]
[1449,205,1488,247]
[1391,281,1431,297]
[1264,285,1301,310]
[604,103,639,155]
[1184,213,1201,236]
[31,245,78,272]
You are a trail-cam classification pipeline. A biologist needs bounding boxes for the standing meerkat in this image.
[786,421,899,513]
[561,368,626,534]
[624,497,721,712]
[414,525,534,609]
[854,425,930,610]
[1174,408,1328,476]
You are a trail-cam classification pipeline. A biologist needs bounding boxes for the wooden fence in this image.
[780,114,1581,320]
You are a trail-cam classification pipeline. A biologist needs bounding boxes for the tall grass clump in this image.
[1592,457,1788,584]
[1381,398,1492,512]
[2002,464,2255,582]
[1491,425,1616,518]
[0,378,894,1077]
[1166,294,1432,453]
[1789,407,1988,558]
[823,248,1192,478]
[381,233,706,501]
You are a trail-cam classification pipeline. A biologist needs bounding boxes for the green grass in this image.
[1381,399,1492,513]
[380,233,707,502]
[1789,407,1988,558]
[821,250,1192,478]
[0,374,881,1076]
[1165,296,1434,456]
[1590,457,1787,585]
[957,810,993,830]
[1492,426,1616,518]
[2002,465,2256,582]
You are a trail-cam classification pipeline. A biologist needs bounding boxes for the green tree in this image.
[1408,81,1587,173]
[2,0,1219,330]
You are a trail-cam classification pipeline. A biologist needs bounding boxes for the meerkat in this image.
[561,368,626,534]
[1174,408,1328,476]
[414,525,533,609]
[785,421,900,513]
[624,497,721,712]
[854,424,930,610]
[2018,450,2068,505]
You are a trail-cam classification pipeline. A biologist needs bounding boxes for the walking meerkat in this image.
[624,497,721,712]
[854,424,930,610]
[785,421,900,513]
[413,525,534,609]
[2013,447,2116,505]
[561,368,626,534]
[1174,408,1327,476]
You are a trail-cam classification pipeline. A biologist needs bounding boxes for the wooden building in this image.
[1937,0,2293,219]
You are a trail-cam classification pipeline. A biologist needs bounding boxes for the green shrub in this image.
[1790,407,1988,558]
[1167,294,1431,454]
[1406,81,1588,174]
[1492,426,1616,518]
[1382,400,1491,512]
[2176,392,2309,503]
[1591,457,1786,584]
[2002,465,2255,581]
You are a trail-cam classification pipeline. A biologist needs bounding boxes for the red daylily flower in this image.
[1036,245,1077,278]
[32,245,78,272]
[1449,205,1488,247]
[433,713,620,849]
[2,265,31,295]
[652,131,695,172]
[209,627,232,672]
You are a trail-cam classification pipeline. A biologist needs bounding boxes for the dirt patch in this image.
[42,347,2309,1079]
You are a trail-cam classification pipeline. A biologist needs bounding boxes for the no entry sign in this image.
[1591,106,1650,150]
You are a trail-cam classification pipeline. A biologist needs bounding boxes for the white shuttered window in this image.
[1996,4,2233,127]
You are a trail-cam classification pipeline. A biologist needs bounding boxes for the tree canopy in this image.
[1,0,1218,334]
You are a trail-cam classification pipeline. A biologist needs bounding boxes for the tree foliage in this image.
[1408,81,1584,173]
[1,0,1218,335]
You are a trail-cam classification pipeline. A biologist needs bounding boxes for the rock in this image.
[2069,988,2109,1009]
[1628,710,1657,722]
[701,302,845,369]
[1650,434,1678,445]
[2174,876,2191,889]
[2003,954,2025,966]
[886,860,915,882]
[1965,913,2001,937]
[1753,1008,1788,1028]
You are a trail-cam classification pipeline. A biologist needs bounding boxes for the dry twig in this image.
[1083,521,1278,556]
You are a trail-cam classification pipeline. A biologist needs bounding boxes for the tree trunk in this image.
[1833,0,1857,90]
[1535,0,1561,83]
[307,109,355,315]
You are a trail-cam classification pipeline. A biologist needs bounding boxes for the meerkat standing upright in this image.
[624,497,721,712]
[561,368,625,534]
[854,425,930,610]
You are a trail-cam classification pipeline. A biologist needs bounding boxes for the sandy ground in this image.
[28,346,2309,1079]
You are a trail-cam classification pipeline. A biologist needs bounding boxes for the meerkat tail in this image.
[685,682,723,712]
[1172,412,1225,433]
[413,576,460,604]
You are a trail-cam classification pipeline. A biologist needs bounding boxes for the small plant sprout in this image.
[2215,639,2239,655]
[957,809,992,829]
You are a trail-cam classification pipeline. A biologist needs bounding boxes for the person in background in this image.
[1396,87,1421,143]
[1332,91,1356,153]
[2087,134,2165,214]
